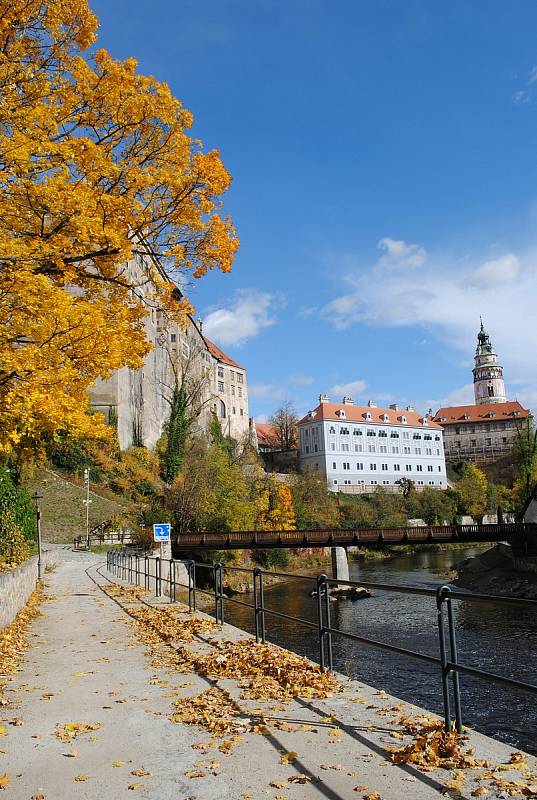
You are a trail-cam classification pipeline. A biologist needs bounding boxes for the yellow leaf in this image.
[74,775,89,782]
[112,761,127,767]
[131,770,152,777]
[128,783,144,791]
[0,775,8,790]
[279,751,298,765]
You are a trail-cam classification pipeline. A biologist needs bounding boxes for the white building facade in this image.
[298,397,447,493]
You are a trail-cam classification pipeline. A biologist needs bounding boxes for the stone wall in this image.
[0,553,55,630]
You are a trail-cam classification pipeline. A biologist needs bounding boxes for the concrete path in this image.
[2,550,536,799]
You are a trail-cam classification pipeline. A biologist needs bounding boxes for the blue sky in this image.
[92,0,537,420]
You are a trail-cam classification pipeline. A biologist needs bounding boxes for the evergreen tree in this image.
[164,385,189,484]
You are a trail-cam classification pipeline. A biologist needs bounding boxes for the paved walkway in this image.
[2,550,536,799]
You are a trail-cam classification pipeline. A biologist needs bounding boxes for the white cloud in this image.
[290,373,314,386]
[203,289,282,347]
[249,383,285,400]
[470,254,520,288]
[377,237,427,270]
[513,65,537,104]
[320,240,537,410]
[329,379,367,398]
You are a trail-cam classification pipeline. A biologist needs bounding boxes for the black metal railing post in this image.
[169,559,175,604]
[187,560,195,612]
[322,575,333,670]
[136,554,140,586]
[144,555,149,590]
[446,592,463,733]
[259,569,266,643]
[316,573,326,671]
[156,557,161,597]
[218,562,225,624]
[436,585,452,730]
[253,567,260,642]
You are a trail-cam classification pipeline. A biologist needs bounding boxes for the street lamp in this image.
[83,468,92,549]
[31,492,43,580]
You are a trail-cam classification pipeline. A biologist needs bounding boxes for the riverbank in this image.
[350,540,493,562]
[454,543,537,599]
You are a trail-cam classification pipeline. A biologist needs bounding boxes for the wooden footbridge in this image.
[172,522,537,553]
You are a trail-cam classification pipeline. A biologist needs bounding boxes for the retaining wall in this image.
[0,553,55,630]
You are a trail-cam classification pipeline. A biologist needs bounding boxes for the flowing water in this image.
[219,547,537,754]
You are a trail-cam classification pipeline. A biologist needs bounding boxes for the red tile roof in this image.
[255,422,279,447]
[298,402,442,429]
[433,400,530,425]
[203,337,243,370]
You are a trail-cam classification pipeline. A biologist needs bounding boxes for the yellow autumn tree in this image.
[0,0,239,455]
[257,479,296,531]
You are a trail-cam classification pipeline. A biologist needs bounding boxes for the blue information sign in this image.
[153,523,171,542]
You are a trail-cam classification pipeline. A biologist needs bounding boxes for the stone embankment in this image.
[0,549,57,629]
[1,549,536,799]
[455,543,537,599]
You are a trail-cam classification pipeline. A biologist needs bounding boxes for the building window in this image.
[340,427,350,435]
[332,462,336,470]
[354,444,363,452]
[404,446,411,454]
[370,463,377,471]
[416,465,423,472]
[238,387,243,397]
[438,466,441,471]
[237,373,243,383]
[392,446,399,453]
[232,406,236,414]
[240,408,244,416]
[434,435,440,441]
[417,480,424,485]
[331,443,335,451]
[342,443,349,452]
[367,429,376,437]
[329,426,336,434]
[353,429,363,436]
[427,465,433,472]
[394,464,400,471]
[218,381,224,392]
[403,432,409,439]
[218,366,224,378]
[380,445,387,453]
[378,430,387,438]
[406,465,412,471]
[170,333,177,343]
[413,433,422,440]
[343,462,350,470]
[381,463,388,471]
[370,479,378,485]
[390,432,400,439]
[414,447,421,455]
[181,341,190,359]
[382,480,390,485]
[333,479,338,485]
[426,448,432,455]
[344,479,351,485]
[305,445,310,454]
[231,386,235,396]
[368,445,376,453]
[219,400,226,419]
[230,371,235,381]
[357,463,363,470]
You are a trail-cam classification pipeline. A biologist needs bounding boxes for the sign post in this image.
[153,524,172,596]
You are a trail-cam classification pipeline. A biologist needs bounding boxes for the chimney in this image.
[368,400,377,408]
[319,393,329,404]
[389,403,399,411]
[342,396,354,405]
[406,404,414,412]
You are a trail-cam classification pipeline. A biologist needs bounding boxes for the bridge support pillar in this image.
[331,546,350,587]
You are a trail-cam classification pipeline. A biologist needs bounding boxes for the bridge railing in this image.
[106,550,537,736]
[172,521,535,549]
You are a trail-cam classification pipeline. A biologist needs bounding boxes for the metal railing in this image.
[74,531,134,550]
[106,550,537,734]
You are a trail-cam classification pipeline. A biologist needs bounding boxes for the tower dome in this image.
[473,318,506,405]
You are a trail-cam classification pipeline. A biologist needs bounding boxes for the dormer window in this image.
[488,411,496,418]
[399,415,407,424]
[440,416,446,423]
[336,409,346,419]
[364,412,372,420]
[382,414,389,422]
[463,413,470,420]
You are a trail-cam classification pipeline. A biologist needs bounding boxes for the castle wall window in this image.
[218,381,224,392]
[219,400,226,418]
[218,366,224,378]
[237,373,243,383]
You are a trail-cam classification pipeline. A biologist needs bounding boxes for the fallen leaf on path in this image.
[65,748,78,758]
[288,775,311,784]
[31,794,45,800]
[112,761,126,768]
[128,783,144,791]
[320,764,343,771]
[471,789,489,797]
[131,770,152,777]
[184,769,207,778]
[269,781,287,788]
[364,793,381,800]
[353,787,368,793]
[73,775,89,782]
[279,752,298,765]
[0,728,5,737]
[0,774,8,790]
[9,717,23,726]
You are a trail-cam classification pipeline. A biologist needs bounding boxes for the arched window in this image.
[220,400,226,418]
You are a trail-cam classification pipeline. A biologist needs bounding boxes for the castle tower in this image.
[473,319,506,405]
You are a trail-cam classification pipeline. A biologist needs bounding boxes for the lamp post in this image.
[83,468,92,549]
[31,492,43,580]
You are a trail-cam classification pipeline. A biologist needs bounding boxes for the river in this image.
[218,546,537,755]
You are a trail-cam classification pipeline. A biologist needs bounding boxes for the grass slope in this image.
[26,468,128,543]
